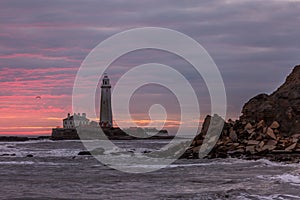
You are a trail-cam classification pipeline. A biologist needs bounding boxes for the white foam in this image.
[168,159,253,168]
[257,159,300,167]
[258,173,300,187]
[272,174,300,186]
[238,193,300,200]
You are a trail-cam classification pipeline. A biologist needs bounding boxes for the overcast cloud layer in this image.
[0,0,299,135]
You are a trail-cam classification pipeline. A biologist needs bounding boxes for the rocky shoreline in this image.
[182,65,300,163]
[181,115,300,163]
[0,136,50,142]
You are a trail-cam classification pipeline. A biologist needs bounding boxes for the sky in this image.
[0,0,300,135]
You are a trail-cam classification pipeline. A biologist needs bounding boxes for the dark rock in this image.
[266,139,278,146]
[0,153,15,156]
[265,127,277,140]
[241,65,300,136]
[261,144,276,151]
[0,136,29,142]
[26,154,34,157]
[285,143,297,151]
[78,151,91,156]
[270,121,280,129]
[247,140,260,145]
[245,146,256,154]
[182,65,300,163]
[229,130,238,142]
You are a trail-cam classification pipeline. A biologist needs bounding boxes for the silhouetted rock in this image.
[0,153,16,157]
[241,65,300,136]
[78,151,91,156]
[183,65,300,162]
[183,116,300,162]
[0,136,29,142]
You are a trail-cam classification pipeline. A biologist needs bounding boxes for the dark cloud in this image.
[0,0,300,124]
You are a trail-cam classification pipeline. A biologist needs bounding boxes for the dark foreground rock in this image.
[0,136,50,142]
[0,153,16,157]
[241,65,300,136]
[183,65,300,163]
[182,115,300,163]
[0,136,30,142]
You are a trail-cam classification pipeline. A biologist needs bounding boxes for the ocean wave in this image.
[237,193,300,200]
[256,159,300,168]
[271,174,300,186]
[258,173,300,187]
[0,161,77,166]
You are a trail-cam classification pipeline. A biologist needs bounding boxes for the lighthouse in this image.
[100,74,113,128]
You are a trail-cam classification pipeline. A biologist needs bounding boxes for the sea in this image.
[0,139,299,200]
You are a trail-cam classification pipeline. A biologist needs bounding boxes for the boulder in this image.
[285,143,297,151]
[270,121,280,129]
[266,127,277,140]
[244,123,253,130]
[292,134,300,139]
[78,151,91,156]
[246,146,256,154]
[257,120,265,129]
[229,130,238,142]
[258,141,265,149]
[266,139,278,146]
[262,144,277,151]
[247,140,260,145]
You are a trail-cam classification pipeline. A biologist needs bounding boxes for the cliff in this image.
[183,65,300,162]
[241,65,300,136]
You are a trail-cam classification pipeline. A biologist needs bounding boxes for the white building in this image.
[63,113,89,129]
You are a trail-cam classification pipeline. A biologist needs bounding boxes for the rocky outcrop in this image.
[241,65,300,136]
[183,65,300,162]
[182,115,300,162]
[0,136,30,142]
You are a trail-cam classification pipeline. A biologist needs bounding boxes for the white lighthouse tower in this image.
[100,74,113,128]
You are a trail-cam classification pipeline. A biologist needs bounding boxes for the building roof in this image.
[63,114,89,121]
